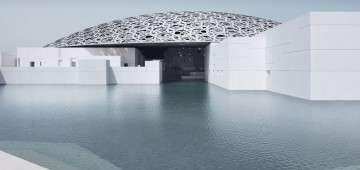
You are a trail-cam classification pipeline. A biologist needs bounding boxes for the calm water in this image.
[0,82,360,170]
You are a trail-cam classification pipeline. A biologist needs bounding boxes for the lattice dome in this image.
[45,11,280,47]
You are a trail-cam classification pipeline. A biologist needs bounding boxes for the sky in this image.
[0,0,360,53]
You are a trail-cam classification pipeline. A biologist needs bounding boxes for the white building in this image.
[0,11,359,100]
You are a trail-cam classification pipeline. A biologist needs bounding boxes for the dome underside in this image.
[46,11,281,47]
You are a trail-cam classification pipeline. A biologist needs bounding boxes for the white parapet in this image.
[16,47,142,68]
[0,60,162,85]
[109,60,162,84]
[78,59,109,85]
[0,67,78,85]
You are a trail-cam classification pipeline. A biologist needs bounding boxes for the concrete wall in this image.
[109,60,162,84]
[17,48,60,67]
[0,53,16,67]
[78,60,109,85]
[207,37,266,90]
[258,12,360,100]
[309,12,360,100]
[0,67,5,85]
[204,43,216,83]
[257,13,312,99]
[0,60,161,85]
[206,12,360,100]
[0,67,78,84]
[134,48,145,67]
[17,47,139,67]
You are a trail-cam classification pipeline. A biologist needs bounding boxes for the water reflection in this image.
[0,83,360,170]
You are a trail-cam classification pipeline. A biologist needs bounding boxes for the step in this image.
[330,164,360,170]
[0,151,48,170]
[0,141,121,170]
[3,149,79,170]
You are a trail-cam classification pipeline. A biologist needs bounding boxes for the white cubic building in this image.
[0,11,359,100]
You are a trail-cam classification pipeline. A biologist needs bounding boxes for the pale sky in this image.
[0,0,360,53]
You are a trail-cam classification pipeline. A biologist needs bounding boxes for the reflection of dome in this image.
[45,11,281,47]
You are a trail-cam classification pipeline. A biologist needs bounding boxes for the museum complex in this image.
[0,11,359,100]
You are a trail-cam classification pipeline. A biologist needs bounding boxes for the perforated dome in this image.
[45,11,280,47]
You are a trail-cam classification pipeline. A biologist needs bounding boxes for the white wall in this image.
[207,37,266,90]
[0,68,4,85]
[78,59,109,85]
[257,12,360,100]
[17,48,59,67]
[0,60,161,85]
[134,48,145,67]
[204,43,216,83]
[3,47,160,85]
[0,67,78,84]
[309,12,360,100]
[109,60,162,84]
[257,13,312,99]
[0,52,17,67]
[17,47,138,67]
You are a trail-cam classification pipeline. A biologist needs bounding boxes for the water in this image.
[0,82,360,170]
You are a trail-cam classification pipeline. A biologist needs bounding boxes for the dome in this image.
[45,11,281,47]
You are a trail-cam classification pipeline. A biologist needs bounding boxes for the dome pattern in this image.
[45,11,281,47]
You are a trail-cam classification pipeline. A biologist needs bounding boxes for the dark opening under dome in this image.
[45,11,281,47]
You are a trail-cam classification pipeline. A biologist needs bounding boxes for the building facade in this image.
[0,12,359,100]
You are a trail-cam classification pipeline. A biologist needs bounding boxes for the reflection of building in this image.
[0,11,360,100]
